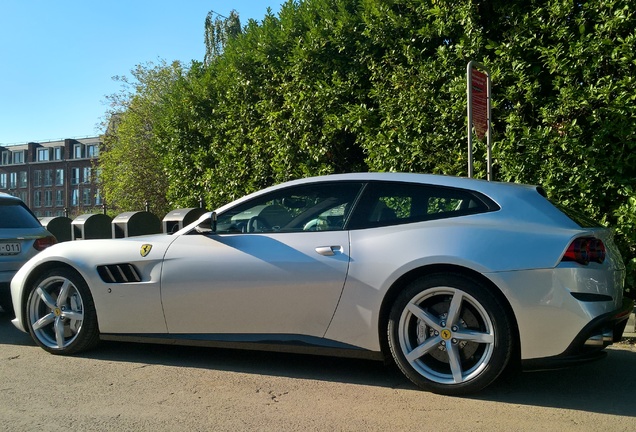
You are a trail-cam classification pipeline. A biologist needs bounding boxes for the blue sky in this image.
[0,1,283,145]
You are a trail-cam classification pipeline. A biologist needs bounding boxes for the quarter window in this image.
[348,182,497,229]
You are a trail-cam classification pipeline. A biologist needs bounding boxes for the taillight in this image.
[33,236,57,251]
[562,237,606,265]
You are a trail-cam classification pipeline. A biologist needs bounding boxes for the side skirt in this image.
[100,333,385,361]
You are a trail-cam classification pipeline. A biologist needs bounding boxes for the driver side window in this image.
[215,182,363,233]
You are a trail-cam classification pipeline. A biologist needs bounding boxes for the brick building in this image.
[0,137,102,217]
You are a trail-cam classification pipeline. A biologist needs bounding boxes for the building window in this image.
[55,190,64,207]
[19,171,27,188]
[12,151,24,164]
[34,191,42,207]
[9,172,17,188]
[34,170,42,187]
[54,147,63,160]
[73,144,84,159]
[38,148,50,162]
[95,189,102,205]
[87,144,99,158]
[44,190,53,207]
[71,189,79,206]
[0,173,6,188]
[18,191,27,203]
[82,188,92,206]
[71,168,80,185]
[83,167,91,183]
[55,169,64,186]
[44,169,53,187]
[1,151,9,165]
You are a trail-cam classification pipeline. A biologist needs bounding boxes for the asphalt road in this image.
[1,308,635,431]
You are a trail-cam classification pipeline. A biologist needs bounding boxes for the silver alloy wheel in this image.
[397,286,495,385]
[27,275,85,350]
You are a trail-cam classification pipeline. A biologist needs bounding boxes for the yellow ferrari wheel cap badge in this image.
[140,244,153,257]
[440,329,452,340]
[54,308,62,317]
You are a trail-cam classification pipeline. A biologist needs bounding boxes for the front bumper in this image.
[522,297,634,370]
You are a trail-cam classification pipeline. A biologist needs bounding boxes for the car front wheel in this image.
[388,274,513,395]
[26,268,99,355]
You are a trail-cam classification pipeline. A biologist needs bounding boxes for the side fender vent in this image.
[97,264,142,283]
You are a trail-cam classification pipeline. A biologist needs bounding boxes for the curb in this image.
[624,311,636,338]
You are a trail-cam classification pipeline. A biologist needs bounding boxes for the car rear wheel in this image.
[26,268,99,355]
[388,273,512,395]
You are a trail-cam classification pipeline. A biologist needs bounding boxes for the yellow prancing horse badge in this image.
[140,244,152,257]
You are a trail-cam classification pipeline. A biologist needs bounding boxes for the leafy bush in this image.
[101,0,636,293]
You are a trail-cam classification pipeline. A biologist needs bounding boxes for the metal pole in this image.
[486,70,492,181]
[467,62,474,178]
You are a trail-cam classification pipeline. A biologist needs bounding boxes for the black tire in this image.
[26,268,100,355]
[388,273,513,395]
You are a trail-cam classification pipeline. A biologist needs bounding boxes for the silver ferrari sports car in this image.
[10,173,633,395]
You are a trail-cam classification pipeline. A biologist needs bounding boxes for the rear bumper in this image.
[522,297,634,371]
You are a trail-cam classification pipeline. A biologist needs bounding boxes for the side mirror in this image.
[195,212,217,234]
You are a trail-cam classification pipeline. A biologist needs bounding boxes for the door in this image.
[160,181,363,338]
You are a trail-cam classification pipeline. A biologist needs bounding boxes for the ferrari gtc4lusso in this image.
[10,173,632,395]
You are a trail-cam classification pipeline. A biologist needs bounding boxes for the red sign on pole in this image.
[471,69,488,140]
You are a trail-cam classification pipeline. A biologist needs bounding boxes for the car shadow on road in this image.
[475,345,636,417]
[0,308,33,346]
[1,310,634,417]
[68,340,636,417]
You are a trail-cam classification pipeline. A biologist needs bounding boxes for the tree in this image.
[99,61,185,216]
[204,10,242,65]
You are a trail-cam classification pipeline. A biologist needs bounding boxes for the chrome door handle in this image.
[315,246,343,256]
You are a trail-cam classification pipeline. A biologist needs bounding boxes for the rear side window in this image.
[348,182,499,229]
[0,200,41,229]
